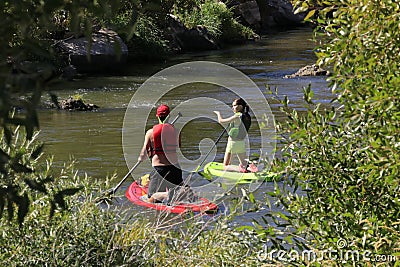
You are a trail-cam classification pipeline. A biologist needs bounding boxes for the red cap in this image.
[156,104,170,117]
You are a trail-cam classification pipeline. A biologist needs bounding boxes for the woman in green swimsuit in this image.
[214,98,258,173]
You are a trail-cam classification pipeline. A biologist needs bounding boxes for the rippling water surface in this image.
[39,28,332,222]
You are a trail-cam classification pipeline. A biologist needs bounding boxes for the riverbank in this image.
[53,0,308,76]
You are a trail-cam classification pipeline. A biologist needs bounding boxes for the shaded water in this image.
[39,28,332,223]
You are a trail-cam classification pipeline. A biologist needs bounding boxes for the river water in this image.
[39,27,331,223]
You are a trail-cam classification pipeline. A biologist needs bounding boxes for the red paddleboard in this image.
[125,181,218,214]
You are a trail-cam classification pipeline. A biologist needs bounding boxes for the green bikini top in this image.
[228,112,251,140]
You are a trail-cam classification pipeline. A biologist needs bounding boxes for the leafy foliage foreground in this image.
[257,0,400,265]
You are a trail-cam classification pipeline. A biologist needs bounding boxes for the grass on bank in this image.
[0,128,271,266]
[107,0,257,59]
[173,0,257,42]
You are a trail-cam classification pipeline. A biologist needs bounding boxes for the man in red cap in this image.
[138,104,183,201]
[155,104,170,117]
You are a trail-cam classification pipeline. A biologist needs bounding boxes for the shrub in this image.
[1,2,143,223]
[0,126,84,225]
[0,153,267,266]
[0,127,266,266]
[252,0,400,265]
[108,7,169,60]
[0,130,112,265]
[173,0,256,42]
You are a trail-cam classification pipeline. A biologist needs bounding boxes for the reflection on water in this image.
[38,28,332,221]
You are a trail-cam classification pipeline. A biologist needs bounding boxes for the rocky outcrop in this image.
[260,0,306,28]
[231,1,262,31]
[57,29,128,73]
[58,97,99,111]
[166,14,220,52]
[228,0,307,32]
[52,2,309,75]
[284,64,330,78]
